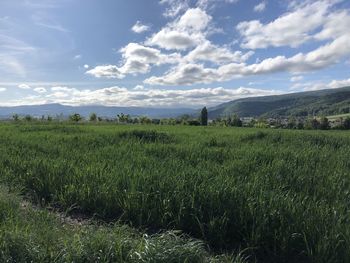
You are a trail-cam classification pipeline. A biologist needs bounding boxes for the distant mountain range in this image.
[0,104,196,119]
[209,86,350,118]
[1,87,350,120]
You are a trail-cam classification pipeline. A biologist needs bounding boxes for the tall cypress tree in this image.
[201,107,208,126]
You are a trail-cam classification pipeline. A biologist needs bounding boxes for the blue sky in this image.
[0,0,349,108]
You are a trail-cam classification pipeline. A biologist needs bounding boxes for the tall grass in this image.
[0,186,242,262]
[0,123,350,262]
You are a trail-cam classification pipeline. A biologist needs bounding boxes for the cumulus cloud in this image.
[86,65,124,79]
[177,7,212,31]
[133,85,145,90]
[185,41,254,64]
[328,78,350,89]
[146,29,201,50]
[83,64,89,69]
[88,0,350,88]
[131,21,150,33]
[2,85,283,108]
[254,1,267,12]
[145,63,220,86]
[314,9,350,41]
[146,8,211,50]
[18,84,31,89]
[33,87,47,93]
[120,43,181,65]
[86,43,181,78]
[0,87,6,92]
[237,0,334,49]
[291,77,350,91]
[145,29,350,85]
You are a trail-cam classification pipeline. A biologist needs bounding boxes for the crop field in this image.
[0,123,350,262]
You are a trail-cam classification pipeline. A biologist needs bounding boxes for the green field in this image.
[1,123,350,262]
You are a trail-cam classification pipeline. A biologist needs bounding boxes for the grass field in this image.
[0,123,350,262]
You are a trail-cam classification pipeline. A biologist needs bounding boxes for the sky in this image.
[0,0,350,108]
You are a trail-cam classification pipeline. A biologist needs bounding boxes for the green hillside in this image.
[209,86,350,118]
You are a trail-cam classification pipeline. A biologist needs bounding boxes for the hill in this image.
[0,104,196,119]
[209,86,350,118]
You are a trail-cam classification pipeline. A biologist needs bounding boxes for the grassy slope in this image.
[1,123,350,262]
[327,113,350,120]
[209,86,350,118]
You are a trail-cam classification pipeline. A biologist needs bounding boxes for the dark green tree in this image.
[305,118,320,130]
[89,113,97,122]
[12,114,19,121]
[24,115,32,122]
[287,117,297,129]
[297,121,304,130]
[117,113,130,123]
[232,114,242,127]
[343,117,350,129]
[200,107,208,126]
[319,116,330,130]
[140,116,151,124]
[69,113,82,123]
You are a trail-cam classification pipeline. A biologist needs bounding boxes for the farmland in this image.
[0,123,350,262]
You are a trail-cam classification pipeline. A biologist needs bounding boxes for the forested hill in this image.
[209,86,350,118]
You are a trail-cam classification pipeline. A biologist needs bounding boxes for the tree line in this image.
[9,107,350,130]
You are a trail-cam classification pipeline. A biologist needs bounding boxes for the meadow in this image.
[0,122,350,262]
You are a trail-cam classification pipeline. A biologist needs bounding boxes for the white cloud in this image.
[159,0,189,17]
[146,8,211,50]
[87,43,181,78]
[0,87,6,92]
[177,8,212,31]
[88,0,350,88]
[145,33,350,85]
[18,84,31,89]
[131,21,150,33]
[328,78,350,89]
[254,1,267,12]
[146,29,201,50]
[291,77,350,91]
[83,64,89,69]
[120,43,180,65]
[1,85,283,108]
[86,65,124,79]
[314,9,350,40]
[133,85,145,90]
[74,54,82,60]
[51,86,74,92]
[237,0,334,49]
[185,41,254,64]
[33,87,47,93]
